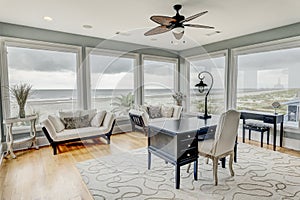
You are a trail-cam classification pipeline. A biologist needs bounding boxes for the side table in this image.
[3,115,39,159]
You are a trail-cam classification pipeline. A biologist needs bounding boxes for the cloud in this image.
[7,46,76,72]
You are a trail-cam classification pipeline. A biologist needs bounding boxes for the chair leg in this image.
[229,152,234,176]
[261,131,264,147]
[249,129,251,140]
[186,163,191,173]
[213,157,218,186]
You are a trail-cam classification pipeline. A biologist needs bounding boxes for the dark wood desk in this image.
[240,110,284,151]
[148,117,218,189]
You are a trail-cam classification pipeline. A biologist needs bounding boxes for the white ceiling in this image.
[0,0,300,51]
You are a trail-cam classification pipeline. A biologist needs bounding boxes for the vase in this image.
[19,105,25,118]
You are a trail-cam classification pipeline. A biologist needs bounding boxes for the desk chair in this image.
[188,110,241,185]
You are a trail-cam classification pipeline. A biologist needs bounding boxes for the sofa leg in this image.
[52,144,57,155]
[106,134,111,144]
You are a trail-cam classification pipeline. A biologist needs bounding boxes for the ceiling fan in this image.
[144,4,214,40]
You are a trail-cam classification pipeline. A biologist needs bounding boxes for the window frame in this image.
[185,50,229,113]
[232,36,300,129]
[141,54,179,105]
[0,37,83,119]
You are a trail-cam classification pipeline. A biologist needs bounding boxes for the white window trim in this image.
[141,54,179,105]
[231,36,300,129]
[185,49,229,113]
[85,47,139,109]
[0,37,83,120]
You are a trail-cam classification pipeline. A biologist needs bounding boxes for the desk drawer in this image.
[178,132,196,141]
[178,147,198,161]
[178,138,197,150]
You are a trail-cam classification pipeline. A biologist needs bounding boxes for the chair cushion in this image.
[90,111,107,127]
[48,115,65,132]
[148,105,162,119]
[161,105,174,118]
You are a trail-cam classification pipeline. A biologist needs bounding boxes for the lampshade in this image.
[195,80,207,93]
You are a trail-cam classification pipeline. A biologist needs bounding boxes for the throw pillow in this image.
[48,115,65,132]
[80,109,97,122]
[76,114,90,128]
[61,114,90,129]
[91,111,107,127]
[148,105,162,119]
[62,117,77,129]
[161,105,174,118]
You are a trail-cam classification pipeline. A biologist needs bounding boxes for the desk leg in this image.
[194,160,198,180]
[148,151,151,170]
[273,121,277,151]
[280,122,283,147]
[175,164,180,189]
[242,119,246,143]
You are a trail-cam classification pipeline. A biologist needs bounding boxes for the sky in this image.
[6,45,300,90]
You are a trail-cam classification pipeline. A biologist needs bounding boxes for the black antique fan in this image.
[144,4,214,40]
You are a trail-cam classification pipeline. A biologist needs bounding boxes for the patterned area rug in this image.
[76,143,300,200]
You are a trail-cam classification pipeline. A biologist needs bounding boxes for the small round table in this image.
[3,115,39,159]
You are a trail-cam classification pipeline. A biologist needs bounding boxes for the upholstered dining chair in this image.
[188,109,241,185]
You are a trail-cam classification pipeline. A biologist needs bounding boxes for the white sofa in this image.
[42,109,115,155]
[129,105,183,134]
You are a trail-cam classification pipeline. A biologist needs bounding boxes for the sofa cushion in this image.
[148,105,162,119]
[102,112,115,130]
[48,115,65,133]
[91,111,106,127]
[54,127,110,141]
[161,105,174,118]
[80,109,97,121]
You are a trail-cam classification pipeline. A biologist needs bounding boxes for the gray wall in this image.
[180,22,300,57]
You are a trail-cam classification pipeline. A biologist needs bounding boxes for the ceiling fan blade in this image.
[144,25,171,36]
[180,11,208,23]
[150,16,176,25]
[172,31,184,40]
[184,24,214,29]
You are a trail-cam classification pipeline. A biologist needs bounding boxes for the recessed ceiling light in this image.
[115,31,130,36]
[43,16,53,21]
[83,24,93,29]
[206,30,221,36]
[171,41,179,45]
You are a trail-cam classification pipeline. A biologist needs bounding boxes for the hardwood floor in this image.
[0,132,298,200]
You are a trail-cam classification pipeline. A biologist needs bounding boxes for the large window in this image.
[188,52,227,114]
[143,56,177,105]
[235,40,300,127]
[88,49,137,116]
[2,41,81,122]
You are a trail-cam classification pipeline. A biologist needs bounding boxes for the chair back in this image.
[212,110,241,156]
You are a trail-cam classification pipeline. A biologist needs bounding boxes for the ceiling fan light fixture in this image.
[172,27,184,34]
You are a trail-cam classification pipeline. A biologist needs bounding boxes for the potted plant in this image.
[9,83,32,118]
